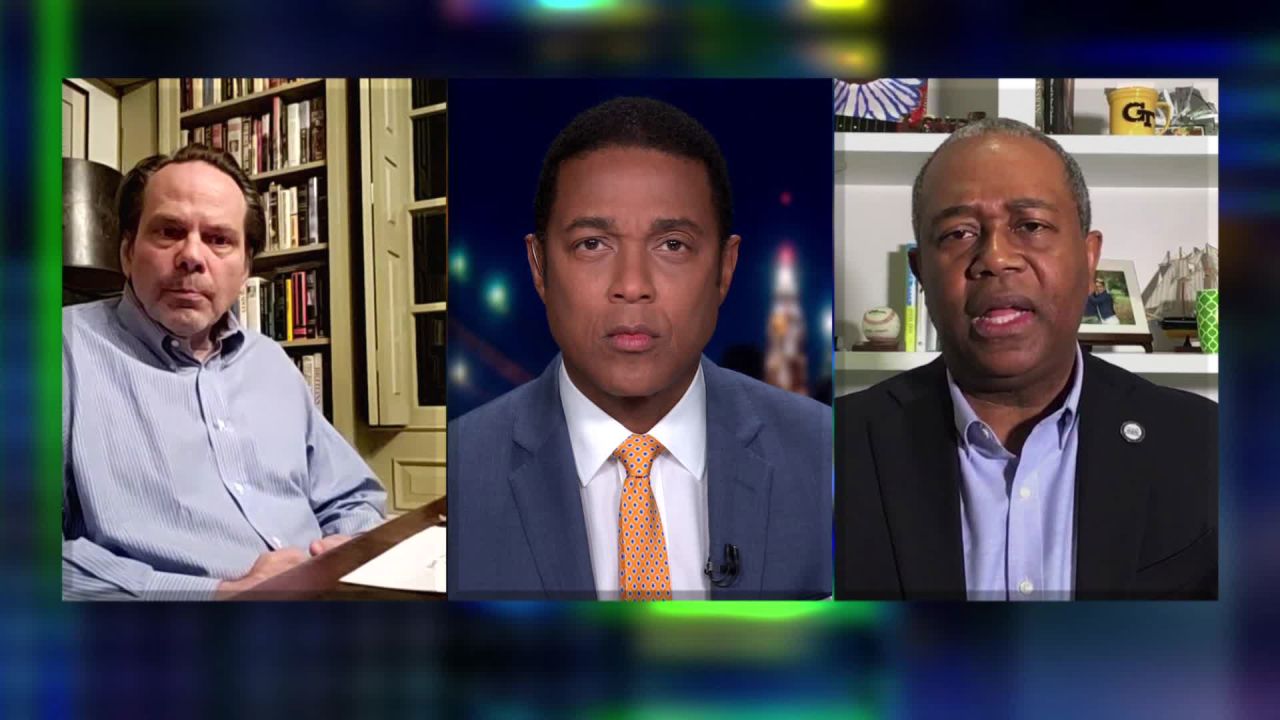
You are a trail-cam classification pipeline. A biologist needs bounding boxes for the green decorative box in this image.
[1196,289,1219,354]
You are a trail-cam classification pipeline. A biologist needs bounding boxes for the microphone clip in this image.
[703,544,741,588]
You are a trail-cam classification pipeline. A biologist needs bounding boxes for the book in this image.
[305,270,318,338]
[310,96,325,162]
[244,277,264,333]
[287,102,301,167]
[293,270,309,339]
[227,117,242,168]
[284,276,294,342]
[915,283,928,352]
[299,100,310,165]
[272,97,283,171]
[211,123,223,151]
[237,284,248,325]
[314,271,327,338]
[301,354,315,405]
[289,187,299,248]
[311,353,325,410]
[180,129,190,147]
[241,116,254,174]
[265,184,278,251]
[903,243,918,351]
[297,184,309,246]
[307,176,320,245]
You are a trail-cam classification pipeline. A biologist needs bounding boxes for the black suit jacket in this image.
[835,353,1217,600]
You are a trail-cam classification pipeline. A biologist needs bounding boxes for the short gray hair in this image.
[910,117,1091,243]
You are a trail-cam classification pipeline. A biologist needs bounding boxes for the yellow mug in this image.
[1106,86,1173,135]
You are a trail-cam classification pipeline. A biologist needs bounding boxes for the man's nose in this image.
[607,246,655,303]
[174,233,207,273]
[969,226,1026,278]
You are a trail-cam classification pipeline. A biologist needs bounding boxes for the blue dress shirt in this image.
[947,346,1084,601]
[63,289,386,600]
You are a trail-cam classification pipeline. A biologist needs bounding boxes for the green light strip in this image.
[645,600,878,623]
[37,0,72,594]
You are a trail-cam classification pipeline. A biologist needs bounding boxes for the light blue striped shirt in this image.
[62,288,386,600]
[948,346,1083,602]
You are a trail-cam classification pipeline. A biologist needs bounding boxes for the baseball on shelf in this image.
[861,306,901,346]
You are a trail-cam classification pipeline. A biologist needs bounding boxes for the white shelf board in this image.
[836,350,1217,376]
[835,133,1217,188]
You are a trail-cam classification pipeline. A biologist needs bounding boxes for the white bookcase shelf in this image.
[836,132,1217,187]
[836,350,1218,376]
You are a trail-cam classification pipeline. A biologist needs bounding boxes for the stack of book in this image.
[290,352,325,411]
[264,177,326,250]
[180,78,298,111]
[180,96,326,176]
[236,270,327,343]
[902,243,940,352]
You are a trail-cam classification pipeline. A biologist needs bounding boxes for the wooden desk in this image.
[236,497,447,601]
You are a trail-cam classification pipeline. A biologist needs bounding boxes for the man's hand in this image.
[215,548,308,599]
[309,534,352,557]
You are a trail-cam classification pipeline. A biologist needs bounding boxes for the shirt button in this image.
[270,536,283,549]
[1019,486,1032,500]
[215,419,226,431]
[233,482,245,496]
[1018,579,1035,595]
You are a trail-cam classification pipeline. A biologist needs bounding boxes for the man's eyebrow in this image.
[929,204,977,228]
[650,217,703,235]
[1006,197,1056,212]
[929,198,1058,228]
[563,216,617,233]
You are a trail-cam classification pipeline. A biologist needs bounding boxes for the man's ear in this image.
[1084,230,1103,277]
[525,234,547,303]
[119,235,133,280]
[717,234,741,303]
[907,245,922,285]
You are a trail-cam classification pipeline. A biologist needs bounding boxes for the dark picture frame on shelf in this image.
[62,80,89,159]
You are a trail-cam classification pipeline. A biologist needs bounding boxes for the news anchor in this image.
[835,118,1217,601]
[448,97,832,600]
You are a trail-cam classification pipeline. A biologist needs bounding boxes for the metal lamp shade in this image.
[63,157,124,294]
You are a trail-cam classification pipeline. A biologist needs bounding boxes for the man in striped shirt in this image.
[63,145,386,600]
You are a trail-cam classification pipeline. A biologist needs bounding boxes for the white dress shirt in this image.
[558,361,711,600]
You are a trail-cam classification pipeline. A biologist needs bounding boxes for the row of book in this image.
[179,96,326,176]
[903,243,941,352]
[290,352,326,412]
[180,78,300,112]
[236,270,328,342]
[265,178,326,251]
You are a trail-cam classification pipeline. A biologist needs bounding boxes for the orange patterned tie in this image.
[614,434,672,601]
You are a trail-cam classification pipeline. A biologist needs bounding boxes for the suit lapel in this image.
[507,358,597,598]
[876,359,967,599]
[1073,355,1150,598]
[703,361,772,599]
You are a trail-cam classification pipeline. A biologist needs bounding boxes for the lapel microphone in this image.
[704,544,741,587]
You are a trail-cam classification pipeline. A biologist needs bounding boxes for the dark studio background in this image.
[3,1,1277,718]
[446,78,834,419]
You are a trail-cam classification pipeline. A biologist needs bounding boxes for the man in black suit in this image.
[835,118,1217,600]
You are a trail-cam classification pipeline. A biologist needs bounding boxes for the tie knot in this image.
[613,433,664,478]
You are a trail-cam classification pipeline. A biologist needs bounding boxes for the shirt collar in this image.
[947,344,1085,455]
[558,359,707,487]
[114,283,246,365]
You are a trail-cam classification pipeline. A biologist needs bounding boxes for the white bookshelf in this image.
[836,133,1217,187]
[837,350,1217,376]
[834,78,1219,402]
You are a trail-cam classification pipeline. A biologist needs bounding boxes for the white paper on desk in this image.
[339,525,446,593]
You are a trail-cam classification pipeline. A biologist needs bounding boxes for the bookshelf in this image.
[158,78,359,440]
[834,78,1219,402]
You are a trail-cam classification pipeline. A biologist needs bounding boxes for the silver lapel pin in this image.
[1121,420,1145,444]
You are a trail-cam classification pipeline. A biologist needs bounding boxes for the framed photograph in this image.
[62,80,89,159]
[1079,258,1151,337]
